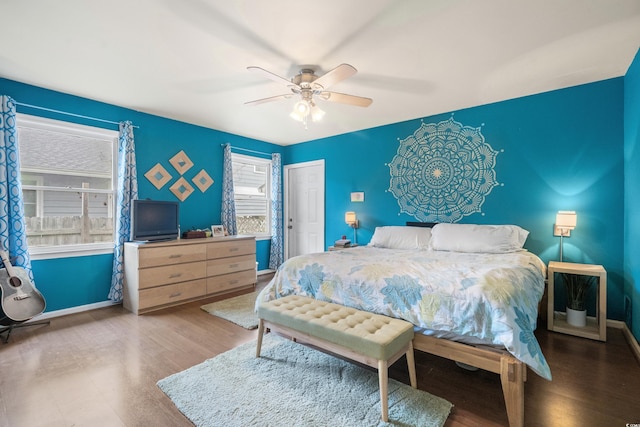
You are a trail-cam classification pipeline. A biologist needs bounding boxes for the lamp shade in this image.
[556,211,577,229]
[345,211,357,225]
[311,104,325,122]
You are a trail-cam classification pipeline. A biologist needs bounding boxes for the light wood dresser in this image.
[123,235,256,314]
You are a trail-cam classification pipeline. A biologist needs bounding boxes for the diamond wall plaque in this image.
[170,177,195,202]
[170,150,194,175]
[144,163,172,190]
[192,169,214,193]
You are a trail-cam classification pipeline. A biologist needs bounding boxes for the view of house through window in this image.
[17,114,118,252]
[231,153,271,236]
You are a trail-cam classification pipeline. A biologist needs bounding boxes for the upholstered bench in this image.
[256,295,417,422]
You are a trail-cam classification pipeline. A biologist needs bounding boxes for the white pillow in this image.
[430,223,529,253]
[368,226,432,250]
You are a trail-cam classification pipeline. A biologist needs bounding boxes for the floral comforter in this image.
[257,246,551,380]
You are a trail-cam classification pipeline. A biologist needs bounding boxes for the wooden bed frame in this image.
[413,334,525,427]
[406,221,526,426]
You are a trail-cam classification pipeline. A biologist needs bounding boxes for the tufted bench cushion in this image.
[256,294,417,422]
[257,295,414,360]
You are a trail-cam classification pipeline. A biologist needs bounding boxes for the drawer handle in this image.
[229,248,239,252]
[169,254,182,259]
[169,273,182,278]
[230,280,238,285]
[169,292,182,298]
[229,263,239,268]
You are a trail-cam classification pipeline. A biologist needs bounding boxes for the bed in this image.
[257,223,551,427]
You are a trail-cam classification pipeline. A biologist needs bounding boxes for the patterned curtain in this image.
[0,96,34,282]
[108,121,138,302]
[269,153,284,269]
[221,143,237,235]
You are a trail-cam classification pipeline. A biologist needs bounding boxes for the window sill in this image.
[29,235,274,260]
[252,235,272,242]
[29,242,114,260]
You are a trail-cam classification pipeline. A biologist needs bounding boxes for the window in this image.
[231,153,271,237]
[17,114,118,258]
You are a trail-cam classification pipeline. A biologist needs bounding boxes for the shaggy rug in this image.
[200,291,259,329]
[157,335,452,427]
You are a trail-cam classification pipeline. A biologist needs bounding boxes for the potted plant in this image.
[561,273,595,327]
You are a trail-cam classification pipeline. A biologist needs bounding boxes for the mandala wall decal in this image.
[388,116,501,223]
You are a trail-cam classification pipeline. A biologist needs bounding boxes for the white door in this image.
[284,160,325,259]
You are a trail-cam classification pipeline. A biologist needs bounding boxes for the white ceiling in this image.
[2,0,640,146]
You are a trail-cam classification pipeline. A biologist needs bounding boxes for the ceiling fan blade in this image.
[247,66,297,88]
[244,94,293,106]
[312,63,357,90]
[319,91,373,107]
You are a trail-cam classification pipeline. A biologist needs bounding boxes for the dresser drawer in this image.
[138,244,206,268]
[138,261,206,289]
[206,269,256,294]
[207,239,255,259]
[207,254,256,277]
[138,279,207,311]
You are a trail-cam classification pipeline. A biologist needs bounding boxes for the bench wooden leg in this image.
[378,359,389,422]
[256,319,264,357]
[406,341,417,389]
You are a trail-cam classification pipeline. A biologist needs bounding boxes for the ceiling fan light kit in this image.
[246,64,372,128]
[289,100,325,128]
[311,104,325,122]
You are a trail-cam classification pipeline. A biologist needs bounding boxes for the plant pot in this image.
[566,307,587,327]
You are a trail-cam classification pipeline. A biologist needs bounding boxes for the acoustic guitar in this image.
[0,251,46,325]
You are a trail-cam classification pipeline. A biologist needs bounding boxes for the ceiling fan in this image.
[245,64,373,127]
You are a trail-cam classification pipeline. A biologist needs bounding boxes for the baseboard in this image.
[607,319,640,365]
[258,269,275,276]
[27,300,120,322]
[29,270,274,322]
[23,291,640,366]
[616,322,640,365]
[607,319,624,329]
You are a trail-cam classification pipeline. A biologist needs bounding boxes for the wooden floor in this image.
[1,273,639,427]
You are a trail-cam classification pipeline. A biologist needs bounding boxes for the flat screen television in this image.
[131,199,180,242]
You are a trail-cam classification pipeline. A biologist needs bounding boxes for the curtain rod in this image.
[222,144,272,157]
[15,101,138,128]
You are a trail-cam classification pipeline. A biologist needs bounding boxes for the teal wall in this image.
[0,78,282,312]
[287,79,626,321]
[1,74,634,335]
[30,255,114,311]
[624,48,640,340]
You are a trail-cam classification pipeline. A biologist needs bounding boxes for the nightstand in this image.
[328,244,359,251]
[547,261,607,341]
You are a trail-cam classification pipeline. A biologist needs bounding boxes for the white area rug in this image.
[157,335,452,427]
[200,291,259,329]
